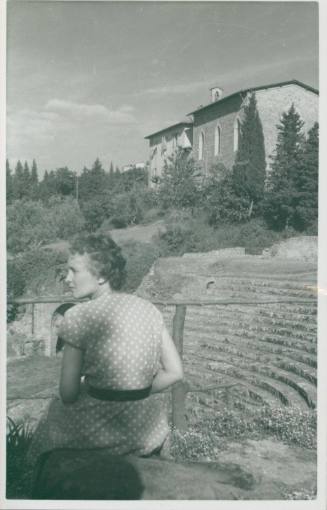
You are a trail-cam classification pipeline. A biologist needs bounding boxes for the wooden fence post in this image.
[172,304,187,431]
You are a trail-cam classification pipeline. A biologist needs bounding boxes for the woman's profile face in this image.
[65,253,100,299]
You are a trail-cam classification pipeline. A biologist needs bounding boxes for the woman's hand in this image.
[151,326,183,394]
[59,344,83,404]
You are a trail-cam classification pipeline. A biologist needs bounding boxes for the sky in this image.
[6,0,319,176]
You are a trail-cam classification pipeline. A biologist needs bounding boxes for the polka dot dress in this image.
[27,292,170,466]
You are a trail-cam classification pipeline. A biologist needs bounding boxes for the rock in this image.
[32,448,257,500]
[31,439,317,500]
[269,236,317,260]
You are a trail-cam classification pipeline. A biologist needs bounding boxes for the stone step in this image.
[183,358,309,408]
[192,341,317,385]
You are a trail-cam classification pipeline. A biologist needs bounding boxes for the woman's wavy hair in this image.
[69,233,126,290]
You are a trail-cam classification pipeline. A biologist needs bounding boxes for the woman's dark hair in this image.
[69,233,126,290]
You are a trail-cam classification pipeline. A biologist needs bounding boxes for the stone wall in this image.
[255,84,318,169]
[148,124,193,186]
[192,84,318,175]
[192,94,243,174]
[7,300,76,358]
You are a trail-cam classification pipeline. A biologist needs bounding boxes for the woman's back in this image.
[61,292,164,390]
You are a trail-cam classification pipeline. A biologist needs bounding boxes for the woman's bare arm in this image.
[59,344,83,404]
[151,326,183,394]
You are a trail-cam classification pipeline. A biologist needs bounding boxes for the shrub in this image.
[110,190,144,226]
[141,207,165,225]
[158,149,202,211]
[108,217,128,229]
[153,215,295,258]
[7,261,26,322]
[46,196,85,239]
[203,166,252,226]
[7,200,53,253]
[7,198,85,253]
[80,195,112,232]
[156,222,197,256]
[8,248,67,303]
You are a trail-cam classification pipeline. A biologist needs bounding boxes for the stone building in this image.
[145,79,318,184]
[145,119,193,187]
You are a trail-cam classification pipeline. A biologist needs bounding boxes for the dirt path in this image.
[109,220,165,244]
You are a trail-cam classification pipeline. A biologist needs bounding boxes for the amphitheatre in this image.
[7,235,318,499]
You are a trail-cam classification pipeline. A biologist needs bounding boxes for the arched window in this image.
[233,118,241,152]
[199,131,205,160]
[214,125,221,156]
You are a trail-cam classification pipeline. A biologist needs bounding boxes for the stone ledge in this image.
[31,440,316,500]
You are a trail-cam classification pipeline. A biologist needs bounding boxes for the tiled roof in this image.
[145,120,193,140]
[187,79,318,116]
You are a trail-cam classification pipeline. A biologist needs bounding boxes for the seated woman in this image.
[27,232,183,470]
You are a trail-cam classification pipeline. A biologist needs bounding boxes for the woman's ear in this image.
[98,276,106,285]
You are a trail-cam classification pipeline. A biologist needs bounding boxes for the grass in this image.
[6,401,316,499]
[6,417,34,498]
[169,404,316,464]
[154,213,306,258]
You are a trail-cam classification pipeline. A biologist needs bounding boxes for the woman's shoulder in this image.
[63,300,93,322]
[121,293,163,320]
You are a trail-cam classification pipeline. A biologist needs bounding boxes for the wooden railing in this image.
[8,296,317,431]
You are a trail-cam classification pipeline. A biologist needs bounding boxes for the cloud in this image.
[7,99,137,163]
[7,108,59,145]
[139,80,206,96]
[45,99,136,124]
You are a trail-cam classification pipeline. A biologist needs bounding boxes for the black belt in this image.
[86,384,152,401]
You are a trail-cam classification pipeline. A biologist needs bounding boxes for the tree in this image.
[30,159,39,199]
[232,93,266,211]
[204,163,251,225]
[22,161,31,198]
[263,104,306,230]
[80,191,113,231]
[38,170,57,202]
[79,159,107,200]
[292,122,319,231]
[6,159,14,204]
[7,197,85,253]
[158,149,201,211]
[55,167,75,196]
[12,160,24,200]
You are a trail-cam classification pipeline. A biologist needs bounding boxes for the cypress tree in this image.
[22,161,31,198]
[13,160,24,199]
[30,159,39,199]
[292,122,319,231]
[232,92,266,210]
[263,104,306,230]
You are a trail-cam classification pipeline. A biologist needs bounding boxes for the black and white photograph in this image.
[2,0,326,506]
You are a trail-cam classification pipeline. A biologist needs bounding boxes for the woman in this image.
[27,233,183,468]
